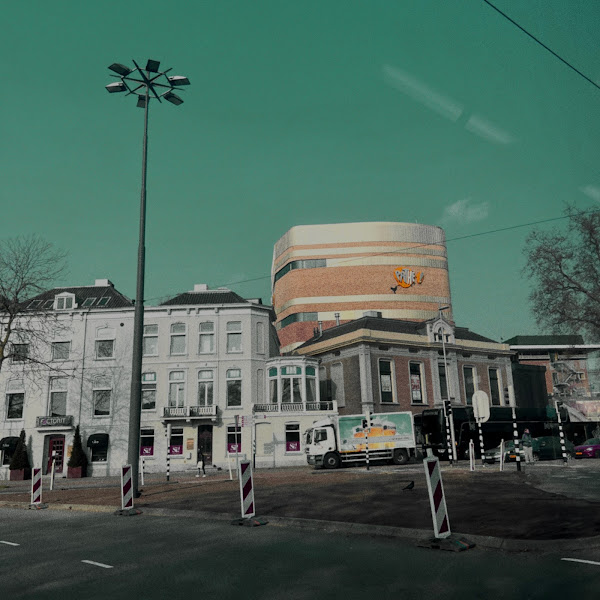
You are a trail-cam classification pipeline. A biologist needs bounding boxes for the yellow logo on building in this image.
[394,267,424,288]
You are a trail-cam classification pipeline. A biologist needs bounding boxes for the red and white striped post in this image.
[238,460,255,519]
[424,453,451,539]
[30,468,42,505]
[121,464,134,510]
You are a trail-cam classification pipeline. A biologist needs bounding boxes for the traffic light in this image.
[444,399,452,416]
[362,419,368,429]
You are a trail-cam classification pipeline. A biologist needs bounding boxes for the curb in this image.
[3,500,600,551]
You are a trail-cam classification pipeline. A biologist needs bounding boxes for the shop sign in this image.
[393,267,424,289]
[168,445,183,456]
[186,438,194,450]
[36,415,73,427]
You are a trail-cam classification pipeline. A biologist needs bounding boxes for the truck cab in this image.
[305,420,338,468]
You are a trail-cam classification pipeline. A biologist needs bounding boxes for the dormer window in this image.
[54,293,76,310]
[97,297,110,307]
[82,298,96,307]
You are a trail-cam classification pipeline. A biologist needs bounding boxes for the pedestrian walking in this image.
[197,450,206,478]
[522,428,534,464]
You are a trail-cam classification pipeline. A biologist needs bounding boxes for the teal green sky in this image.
[3,1,600,342]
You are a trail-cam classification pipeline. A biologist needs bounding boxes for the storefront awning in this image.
[87,433,109,449]
[0,437,19,451]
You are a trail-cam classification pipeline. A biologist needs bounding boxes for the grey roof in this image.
[297,316,499,349]
[160,290,251,306]
[504,335,585,346]
[24,285,133,310]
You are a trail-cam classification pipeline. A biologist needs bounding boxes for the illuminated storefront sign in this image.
[393,267,424,288]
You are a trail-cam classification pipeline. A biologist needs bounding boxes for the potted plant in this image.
[67,425,88,478]
[9,429,31,481]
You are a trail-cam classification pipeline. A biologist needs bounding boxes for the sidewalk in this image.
[2,461,600,549]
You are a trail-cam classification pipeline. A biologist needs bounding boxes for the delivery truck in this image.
[304,412,416,469]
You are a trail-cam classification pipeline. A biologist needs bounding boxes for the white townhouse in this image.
[0,279,135,479]
[0,281,338,478]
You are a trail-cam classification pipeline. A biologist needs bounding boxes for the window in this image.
[331,362,345,407]
[97,297,110,307]
[93,378,111,416]
[280,312,318,329]
[50,377,68,416]
[314,429,328,443]
[489,368,501,406]
[169,427,183,455]
[143,324,158,356]
[140,428,154,456]
[28,300,42,309]
[227,425,242,453]
[282,366,302,404]
[274,259,327,283]
[409,362,424,403]
[319,367,329,402]
[51,342,70,361]
[198,322,215,354]
[306,366,317,404]
[90,440,108,463]
[168,371,185,408]
[170,323,186,355]
[226,369,242,407]
[379,360,394,403]
[95,339,114,359]
[197,370,214,406]
[43,299,53,309]
[55,295,74,310]
[12,343,29,363]
[286,423,301,452]
[226,321,242,353]
[269,368,278,404]
[82,297,96,307]
[438,363,449,400]
[256,322,265,354]
[6,379,24,419]
[141,372,156,410]
[464,366,476,405]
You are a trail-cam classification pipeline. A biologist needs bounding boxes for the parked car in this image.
[483,437,574,464]
[573,438,600,459]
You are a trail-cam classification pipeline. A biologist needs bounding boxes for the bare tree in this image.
[0,235,68,374]
[524,207,600,340]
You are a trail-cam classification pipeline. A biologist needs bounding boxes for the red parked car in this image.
[573,438,600,459]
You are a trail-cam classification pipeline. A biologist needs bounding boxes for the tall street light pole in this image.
[439,305,458,462]
[106,59,190,497]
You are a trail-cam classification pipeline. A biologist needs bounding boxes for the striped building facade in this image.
[272,222,453,353]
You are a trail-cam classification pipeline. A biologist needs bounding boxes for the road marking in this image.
[0,541,20,546]
[561,558,600,566]
[81,560,114,569]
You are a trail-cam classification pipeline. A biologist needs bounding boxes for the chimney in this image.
[335,312,340,326]
[193,284,208,292]
[318,321,323,336]
[95,279,113,287]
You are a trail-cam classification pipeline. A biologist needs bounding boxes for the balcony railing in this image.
[163,406,218,420]
[253,401,337,414]
[36,415,74,428]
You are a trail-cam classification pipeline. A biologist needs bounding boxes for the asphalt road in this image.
[1,508,599,600]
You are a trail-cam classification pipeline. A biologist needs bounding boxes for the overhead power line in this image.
[481,0,600,94]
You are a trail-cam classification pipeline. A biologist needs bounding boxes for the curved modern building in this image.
[272,222,453,353]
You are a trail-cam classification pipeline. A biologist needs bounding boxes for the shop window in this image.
[168,371,186,408]
[169,427,184,455]
[409,362,424,404]
[170,323,187,355]
[285,423,301,452]
[140,428,154,457]
[51,342,70,361]
[143,324,158,356]
[227,425,242,453]
[50,377,68,416]
[88,434,109,462]
[379,360,394,403]
[226,321,242,353]
[198,370,214,406]
[226,369,242,407]
[199,322,215,354]
[142,372,156,410]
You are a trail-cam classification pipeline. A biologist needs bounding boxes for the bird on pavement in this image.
[403,481,415,490]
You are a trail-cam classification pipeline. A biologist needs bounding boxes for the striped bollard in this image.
[238,460,255,519]
[121,465,133,510]
[477,421,485,466]
[424,453,450,539]
[555,401,569,465]
[468,440,475,472]
[31,468,42,505]
[50,459,56,491]
[511,406,521,472]
[140,456,145,486]
[499,439,505,472]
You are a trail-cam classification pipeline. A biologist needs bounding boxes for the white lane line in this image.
[561,558,600,566]
[0,541,20,546]
[81,560,114,569]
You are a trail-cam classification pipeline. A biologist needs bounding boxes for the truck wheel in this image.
[392,449,409,465]
[323,452,341,469]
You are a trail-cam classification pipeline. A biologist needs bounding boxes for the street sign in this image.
[472,391,490,423]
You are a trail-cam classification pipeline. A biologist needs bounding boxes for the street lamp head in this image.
[163,91,184,106]
[108,63,132,76]
[136,96,147,109]
[105,82,127,93]
[145,59,161,73]
[168,76,190,86]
